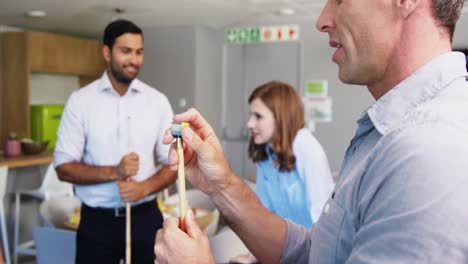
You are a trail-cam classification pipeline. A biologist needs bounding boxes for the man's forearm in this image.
[139,165,177,197]
[56,162,119,185]
[212,173,287,264]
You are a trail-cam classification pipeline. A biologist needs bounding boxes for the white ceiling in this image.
[0,0,328,38]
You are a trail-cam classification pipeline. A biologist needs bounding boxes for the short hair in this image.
[103,19,143,49]
[432,0,465,41]
[248,81,305,172]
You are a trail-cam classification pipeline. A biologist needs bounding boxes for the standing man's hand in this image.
[155,210,215,264]
[117,179,148,202]
[116,152,139,180]
[162,108,234,196]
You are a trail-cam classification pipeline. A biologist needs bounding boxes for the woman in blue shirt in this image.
[231,81,333,263]
[247,81,333,227]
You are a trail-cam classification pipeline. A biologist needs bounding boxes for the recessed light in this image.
[26,10,47,18]
[278,8,296,16]
[114,7,126,14]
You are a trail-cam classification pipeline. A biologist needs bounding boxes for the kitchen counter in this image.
[0,150,53,168]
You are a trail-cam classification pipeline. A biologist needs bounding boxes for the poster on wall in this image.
[303,80,333,132]
[303,96,333,123]
[305,80,328,98]
[303,80,333,122]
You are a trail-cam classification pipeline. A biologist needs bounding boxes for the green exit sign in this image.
[226,25,300,44]
[225,28,261,44]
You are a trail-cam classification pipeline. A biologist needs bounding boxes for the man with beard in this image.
[54,19,176,263]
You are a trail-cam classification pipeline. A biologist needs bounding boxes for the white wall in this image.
[195,26,223,134]
[139,25,223,135]
[29,73,79,105]
[139,26,197,113]
[453,15,468,49]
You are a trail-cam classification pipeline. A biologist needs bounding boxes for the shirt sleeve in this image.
[53,92,86,168]
[154,94,174,165]
[293,129,334,223]
[280,220,311,263]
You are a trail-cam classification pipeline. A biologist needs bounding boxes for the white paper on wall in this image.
[303,96,333,123]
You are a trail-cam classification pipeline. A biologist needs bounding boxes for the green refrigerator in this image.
[30,104,64,150]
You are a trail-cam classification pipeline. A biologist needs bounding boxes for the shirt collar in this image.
[97,71,144,94]
[264,144,277,161]
[366,52,468,135]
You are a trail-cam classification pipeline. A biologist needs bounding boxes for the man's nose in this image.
[316,0,336,33]
[129,52,141,65]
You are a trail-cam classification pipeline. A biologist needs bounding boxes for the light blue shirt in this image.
[282,52,468,263]
[54,72,173,208]
[255,128,334,227]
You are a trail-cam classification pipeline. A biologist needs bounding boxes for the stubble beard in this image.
[110,61,138,84]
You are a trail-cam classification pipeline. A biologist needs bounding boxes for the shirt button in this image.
[323,202,330,214]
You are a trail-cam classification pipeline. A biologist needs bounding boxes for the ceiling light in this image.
[278,8,296,16]
[26,10,47,18]
[114,7,126,14]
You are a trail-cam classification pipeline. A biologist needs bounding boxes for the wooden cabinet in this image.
[0,31,105,145]
[28,32,105,76]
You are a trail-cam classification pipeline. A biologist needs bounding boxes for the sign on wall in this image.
[225,25,300,44]
[303,80,333,130]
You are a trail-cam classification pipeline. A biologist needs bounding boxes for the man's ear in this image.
[102,45,111,63]
[395,0,422,18]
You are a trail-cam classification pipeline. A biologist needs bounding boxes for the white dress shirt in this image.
[54,72,174,208]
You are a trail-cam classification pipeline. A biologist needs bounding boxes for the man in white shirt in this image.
[54,19,176,264]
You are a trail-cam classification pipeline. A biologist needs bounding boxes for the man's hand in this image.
[116,152,139,180]
[162,108,234,196]
[155,210,215,264]
[161,109,287,264]
[117,179,147,202]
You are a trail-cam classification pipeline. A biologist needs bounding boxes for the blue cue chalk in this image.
[171,122,190,137]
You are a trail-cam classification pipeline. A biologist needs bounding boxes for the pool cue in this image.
[126,116,132,264]
[171,122,189,231]
[177,136,187,231]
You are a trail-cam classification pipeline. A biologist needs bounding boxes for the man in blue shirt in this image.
[55,20,176,263]
[154,0,468,263]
